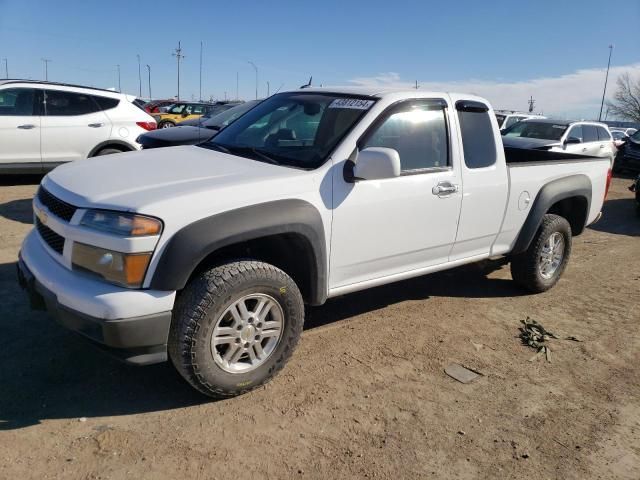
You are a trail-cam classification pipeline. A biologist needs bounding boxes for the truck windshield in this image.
[201,92,376,169]
[503,121,568,141]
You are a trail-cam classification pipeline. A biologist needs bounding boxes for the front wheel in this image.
[510,214,572,293]
[168,260,305,398]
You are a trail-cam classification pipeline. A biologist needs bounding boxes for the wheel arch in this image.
[511,174,592,255]
[149,199,328,305]
[88,140,136,157]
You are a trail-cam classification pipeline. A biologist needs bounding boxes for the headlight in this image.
[72,243,152,288]
[80,210,162,236]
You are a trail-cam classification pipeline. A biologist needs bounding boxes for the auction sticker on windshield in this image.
[329,98,375,110]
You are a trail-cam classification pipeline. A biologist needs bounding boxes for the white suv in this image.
[0,80,157,174]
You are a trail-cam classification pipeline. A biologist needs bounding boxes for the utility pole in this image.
[598,44,614,122]
[172,41,185,100]
[116,64,121,92]
[199,41,203,102]
[2,58,7,78]
[41,58,51,81]
[528,96,535,113]
[136,54,142,98]
[248,61,258,100]
[146,64,152,101]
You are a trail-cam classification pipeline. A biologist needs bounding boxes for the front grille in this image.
[37,187,77,222]
[35,217,65,254]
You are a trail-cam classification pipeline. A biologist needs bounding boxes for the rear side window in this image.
[0,88,36,116]
[361,99,449,171]
[456,101,497,168]
[44,90,99,116]
[597,127,611,141]
[93,96,119,111]
[582,125,598,143]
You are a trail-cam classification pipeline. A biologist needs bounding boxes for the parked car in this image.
[177,101,245,127]
[0,80,156,174]
[494,110,545,131]
[153,102,217,128]
[611,130,629,149]
[17,88,611,398]
[138,100,261,149]
[144,100,175,114]
[132,98,148,111]
[502,119,615,165]
[614,128,640,172]
[611,127,638,137]
[629,174,640,216]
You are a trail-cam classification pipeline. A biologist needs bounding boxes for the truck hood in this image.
[43,146,310,213]
[501,136,562,150]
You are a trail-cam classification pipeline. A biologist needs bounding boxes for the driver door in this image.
[330,99,462,289]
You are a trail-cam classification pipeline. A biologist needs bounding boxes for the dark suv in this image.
[615,129,640,172]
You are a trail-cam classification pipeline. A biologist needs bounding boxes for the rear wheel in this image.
[510,214,572,293]
[168,260,304,398]
[159,121,175,129]
[95,147,122,156]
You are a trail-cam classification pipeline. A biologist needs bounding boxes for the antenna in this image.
[300,76,312,89]
[528,96,535,113]
[41,58,52,81]
[172,41,185,100]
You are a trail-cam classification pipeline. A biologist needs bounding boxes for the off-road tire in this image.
[168,260,305,398]
[510,214,572,293]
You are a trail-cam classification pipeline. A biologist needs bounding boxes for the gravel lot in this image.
[0,175,638,479]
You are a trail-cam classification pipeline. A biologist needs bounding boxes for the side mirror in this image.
[353,147,401,181]
[565,137,581,145]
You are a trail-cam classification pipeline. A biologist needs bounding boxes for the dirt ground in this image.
[0,175,638,480]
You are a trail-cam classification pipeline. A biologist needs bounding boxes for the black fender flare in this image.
[511,174,592,255]
[149,199,327,305]
[88,139,136,157]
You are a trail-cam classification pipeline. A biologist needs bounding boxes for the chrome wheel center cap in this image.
[240,325,256,342]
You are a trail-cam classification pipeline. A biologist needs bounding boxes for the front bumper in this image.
[18,230,175,365]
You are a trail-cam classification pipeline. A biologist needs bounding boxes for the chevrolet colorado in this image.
[17,88,612,398]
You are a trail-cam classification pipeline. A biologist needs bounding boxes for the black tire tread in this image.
[168,260,303,398]
[510,214,572,293]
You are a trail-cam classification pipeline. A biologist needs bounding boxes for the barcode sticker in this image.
[328,98,375,110]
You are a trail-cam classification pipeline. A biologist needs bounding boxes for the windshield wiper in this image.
[204,142,231,154]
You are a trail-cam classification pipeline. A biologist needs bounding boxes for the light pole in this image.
[172,41,185,100]
[116,64,121,92]
[41,58,51,81]
[199,41,203,102]
[2,58,7,78]
[248,61,258,100]
[136,54,142,98]
[146,64,152,101]
[598,44,614,122]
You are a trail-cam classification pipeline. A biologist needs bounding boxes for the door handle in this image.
[17,124,36,129]
[582,147,587,152]
[432,182,458,197]
[88,123,104,128]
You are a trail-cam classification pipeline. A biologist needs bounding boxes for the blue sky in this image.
[1,0,639,117]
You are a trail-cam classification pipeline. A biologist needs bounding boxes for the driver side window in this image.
[567,125,583,143]
[362,100,449,172]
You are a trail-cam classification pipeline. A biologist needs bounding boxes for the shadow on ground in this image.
[589,198,639,237]
[0,198,34,225]
[0,174,44,187]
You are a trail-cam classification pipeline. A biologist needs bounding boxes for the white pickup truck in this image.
[18,88,612,398]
